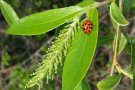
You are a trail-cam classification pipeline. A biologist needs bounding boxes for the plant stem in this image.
[110,0,123,76]
[95,0,112,8]
[119,0,123,10]
[110,25,120,76]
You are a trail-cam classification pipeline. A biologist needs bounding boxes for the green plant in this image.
[0,0,134,90]
[2,52,10,66]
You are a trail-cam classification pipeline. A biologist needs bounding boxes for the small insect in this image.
[82,20,93,34]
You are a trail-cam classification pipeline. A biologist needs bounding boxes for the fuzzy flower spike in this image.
[26,17,79,88]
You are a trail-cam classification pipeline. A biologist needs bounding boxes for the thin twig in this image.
[110,0,123,76]
[0,65,20,75]
[119,0,123,10]
[110,25,120,76]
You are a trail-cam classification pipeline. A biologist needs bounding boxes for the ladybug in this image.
[82,20,93,34]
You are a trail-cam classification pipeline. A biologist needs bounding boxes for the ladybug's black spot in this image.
[88,30,91,32]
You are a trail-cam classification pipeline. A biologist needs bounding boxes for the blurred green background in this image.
[0,0,135,90]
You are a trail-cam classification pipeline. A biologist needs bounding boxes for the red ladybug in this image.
[82,20,93,34]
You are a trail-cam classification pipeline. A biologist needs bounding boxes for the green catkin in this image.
[26,17,79,88]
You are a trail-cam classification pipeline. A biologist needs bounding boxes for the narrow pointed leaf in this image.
[97,75,121,90]
[127,36,135,72]
[118,33,127,54]
[62,8,98,90]
[0,0,19,25]
[127,36,135,88]
[7,6,82,35]
[110,2,129,26]
[117,67,133,79]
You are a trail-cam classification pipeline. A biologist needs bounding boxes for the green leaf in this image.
[62,8,98,90]
[76,78,91,90]
[111,20,127,55]
[110,1,129,26]
[81,78,91,90]
[117,67,133,79]
[128,36,135,72]
[2,52,10,66]
[133,74,135,90]
[111,18,117,30]
[7,6,82,35]
[77,0,94,8]
[97,75,121,90]
[133,0,135,7]
[123,0,133,12]
[76,83,82,90]
[0,0,19,25]
[118,33,127,54]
